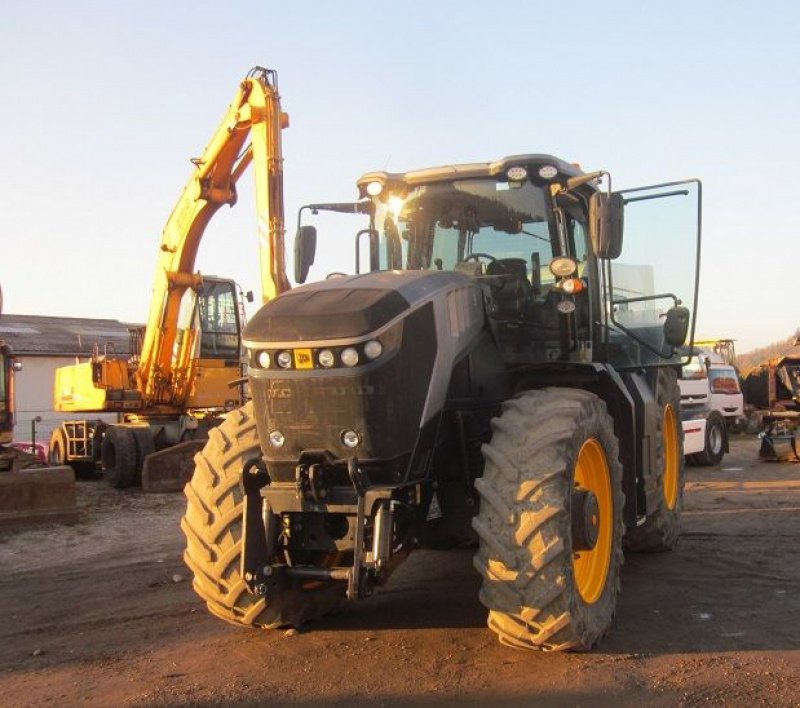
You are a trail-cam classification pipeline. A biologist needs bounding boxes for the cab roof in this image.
[357,154,588,196]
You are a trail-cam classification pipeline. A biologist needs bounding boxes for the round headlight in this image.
[366,181,383,196]
[341,347,359,367]
[318,349,335,368]
[256,350,271,369]
[549,256,578,278]
[363,340,383,360]
[276,350,293,369]
[269,430,285,448]
[341,430,360,448]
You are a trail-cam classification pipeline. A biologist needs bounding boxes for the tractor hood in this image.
[243,270,470,343]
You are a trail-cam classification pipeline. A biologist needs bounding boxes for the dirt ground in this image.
[1,436,799,707]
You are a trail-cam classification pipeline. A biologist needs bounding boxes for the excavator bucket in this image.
[0,449,79,528]
[141,439,207,493]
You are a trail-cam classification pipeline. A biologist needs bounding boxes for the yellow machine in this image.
[0,285,79,527]
[51,67,290,489]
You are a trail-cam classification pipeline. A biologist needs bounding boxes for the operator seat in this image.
[486,258,532,317]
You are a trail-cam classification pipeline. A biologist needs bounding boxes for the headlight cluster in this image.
[250,339,384,371]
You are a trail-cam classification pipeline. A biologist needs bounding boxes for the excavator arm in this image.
[137,67,290,406]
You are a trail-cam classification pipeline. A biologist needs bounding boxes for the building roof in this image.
[0,314,140,357]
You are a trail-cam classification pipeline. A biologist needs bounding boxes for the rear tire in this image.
[101,426,138,488]
[181,402,345,629]
[691,411,726,466]
[624,368,684,552]
[473,388,624,651]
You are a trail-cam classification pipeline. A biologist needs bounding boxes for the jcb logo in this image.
[294,348,314,369]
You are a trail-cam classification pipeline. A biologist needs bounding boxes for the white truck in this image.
[679,349,744,465]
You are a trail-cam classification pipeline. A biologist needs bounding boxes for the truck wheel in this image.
[101,426,138,488]
[691,411,726,466]
[624,368,684,552]
[181,402,344,629]
[473,388,624,651]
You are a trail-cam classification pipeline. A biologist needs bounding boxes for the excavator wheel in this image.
[130,427,155,484]
[181,402,345,629]
[473,388,624,651]
[101,426,138,488]
[49,427,96,479]
[624,368,685,552]
[49,428,67,466]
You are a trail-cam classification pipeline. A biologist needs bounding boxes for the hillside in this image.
[737,331,800,374]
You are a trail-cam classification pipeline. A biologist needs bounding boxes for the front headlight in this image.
[276,350,293,369]
[256,350,271,369]
[363,340,383,360]
[341,347,359,367]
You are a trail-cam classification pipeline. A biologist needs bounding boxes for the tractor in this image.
[182,154,701,650]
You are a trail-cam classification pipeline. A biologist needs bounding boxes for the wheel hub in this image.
[571,489,600,551]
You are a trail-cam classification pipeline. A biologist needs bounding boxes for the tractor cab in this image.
[296,155,701,372]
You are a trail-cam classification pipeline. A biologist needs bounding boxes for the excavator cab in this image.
[179,276,244,409]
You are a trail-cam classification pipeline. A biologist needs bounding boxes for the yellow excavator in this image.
[51,67,290,490]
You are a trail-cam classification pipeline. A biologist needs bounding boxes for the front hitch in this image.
[240,458,281,594]
[240,454,409,600]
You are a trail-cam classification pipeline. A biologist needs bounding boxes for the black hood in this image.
[244,270,468,342]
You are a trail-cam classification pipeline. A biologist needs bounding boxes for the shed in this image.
[0,314,138,449]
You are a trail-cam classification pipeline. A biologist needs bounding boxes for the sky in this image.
[1,0,798,353]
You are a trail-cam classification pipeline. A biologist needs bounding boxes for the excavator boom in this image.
[138,66,290,406]
[54,67,290,415]
[49,67,292,491]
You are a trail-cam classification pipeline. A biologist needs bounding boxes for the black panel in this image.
[245,287,409,341]
[250,305,437,485]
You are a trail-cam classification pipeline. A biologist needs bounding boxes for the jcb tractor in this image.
[183,154,702,650]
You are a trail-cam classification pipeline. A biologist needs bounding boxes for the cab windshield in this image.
[372,179,584,283]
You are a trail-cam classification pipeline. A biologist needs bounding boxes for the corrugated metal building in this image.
[0,314,137,450]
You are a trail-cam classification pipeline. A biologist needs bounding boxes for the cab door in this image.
[599,179,702,369]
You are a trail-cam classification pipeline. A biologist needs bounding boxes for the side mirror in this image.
[663,305,690,348]
[589,192,624,259]
[294,225,317,284]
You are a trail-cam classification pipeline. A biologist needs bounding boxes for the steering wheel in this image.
[463,252,497,264]
[463,252,509,293]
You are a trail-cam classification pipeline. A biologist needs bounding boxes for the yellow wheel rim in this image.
[662,404,679,510]
[572,438,613,605]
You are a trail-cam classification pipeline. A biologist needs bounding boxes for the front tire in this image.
[690,411,726,466]
[473,388,624,651]
[181,402,344,629]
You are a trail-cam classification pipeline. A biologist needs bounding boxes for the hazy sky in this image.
[1,1,798,353]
